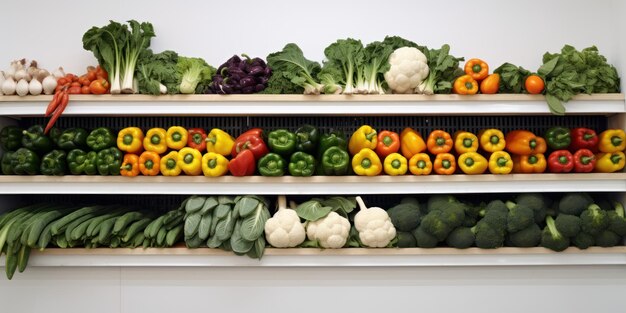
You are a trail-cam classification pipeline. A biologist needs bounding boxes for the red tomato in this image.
[68,86,82,94]
[70,82,81,88]
[86,71,97,81]
[57,78,68,86]
[81,86,91,94]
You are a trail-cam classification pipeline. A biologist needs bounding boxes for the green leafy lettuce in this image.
[417,44,465,94]
[176,57,215,94]
[136,50,179,95]
[494,62,531,94]
[265,43,323,94]
[538,45,620,115]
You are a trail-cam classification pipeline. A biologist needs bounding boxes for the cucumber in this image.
[145,215,165,238]
[165,225,183,247]
[110,236,121,248]
[5,245,18,280]
[122,218,152,243]
[37,222,55,250]
[70,215,102,242]
[50,206,102,235]
[113,211,144,235]
[17,245,30,273]
[130,232,145,248]
[0,218,19,255]
[87,210,125,237]
[27,207,73,247]
[142,238,150,249]
[97,216,120,243]
[65,213,99,243]
[55,235,68,248]
[7,206,51,245]
[156,227,167,247]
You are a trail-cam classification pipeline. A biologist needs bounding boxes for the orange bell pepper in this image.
[376,130,400,158]
[480,74,500,94]
[138,151,160,176]
[505,130,547,155]
[453,75,479,95]
[433,153,456,175]
[427,130,453,154]
[512,154,547,173]
[464,58,489,81]
[120,154,140,177]
[400,128,426,159]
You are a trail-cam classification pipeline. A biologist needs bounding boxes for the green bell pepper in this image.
[321,146,350,175]
[86,128,116,151]
[267,129,296,157]
[295,124,319,153]
[318,130,347,158]
[49,127,62,148]
[21,125,52,153]
[40,150,67,176]
[288,151,316,176]
[0,126,23,151]
[11,148,40,175]
[57,128,88,150]
[96,147,123,176]
[258,153,286,176]
[2,151,14,175]
[67,149,98,175]
[545,127,571,150]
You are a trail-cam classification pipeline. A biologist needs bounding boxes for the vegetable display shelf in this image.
[0,94,624,116]
[0,173,625,195]
[2,247,624,267]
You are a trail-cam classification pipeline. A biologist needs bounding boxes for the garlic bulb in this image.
[29,77,43,95]
[16,79,29,96]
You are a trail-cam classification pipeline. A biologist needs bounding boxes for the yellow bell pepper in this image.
[383,153,407,176]
[143,128,167,154]
[479,129,506,152]
[160,151,181,176]
[177,147,202,175]
[202,152,229,177]
[117,127,144,154]
[595,152,625,173]
[400,127,426,159]
[352,148,382,176]
[489,151,513,174]
[408,153,432,175]
[453,131,479,154]
[206,128,235,156]
[349,125,377,155]
[166,126,188,150]
[458,152,488,175]
[598,129,626,153]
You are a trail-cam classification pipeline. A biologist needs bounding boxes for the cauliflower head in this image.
[306,211,351,249]
[383,47,429,94]
[355,206,397,248]
[264,209,306,248]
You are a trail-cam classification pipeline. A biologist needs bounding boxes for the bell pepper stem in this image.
[417,160,426,169]
[383,136,393,147]
[580,156,593,165]
[361,158,371,169]
[442,160,451,169]
[465,158,474,167]
[365,132,377,141]
[611,155,622,164]
[497,157,508,167]
[612,136,623,147]
[206,137,216,144]
[22,131,37,140]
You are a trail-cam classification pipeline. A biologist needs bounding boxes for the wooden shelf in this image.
[5,247,624,267]
[0,94,623,116]
[0,173,625,195]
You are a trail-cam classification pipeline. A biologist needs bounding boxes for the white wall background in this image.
[2,1,626,312]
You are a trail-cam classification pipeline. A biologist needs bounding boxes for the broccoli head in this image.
[463,215,477,228]
[387,202,422,232]
[515,193,549,223]
[473,221,505,249]
[572,232,595,249]
[507,223,541,247]
[413,226,438,248]
[484,200,509,215]
[558,193,594,216]
[541,216,570,252]
[594,230,621,247]
[554,214,582,237]
[505,201,535,233]
[397,231,417,248]
[580,204,609,235]
[420,202,466,241]
[426,195,457,213]
[446,227,475,249]
[608,201,626,236]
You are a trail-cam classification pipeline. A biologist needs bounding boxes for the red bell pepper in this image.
[548,150,574,173]
[376,130,400,158]
[232,131,269,159]
[569,128,598,152]
[228,149,255,176]
[239,128,264,138]
[187,128,207,151]
[573,149,596,173]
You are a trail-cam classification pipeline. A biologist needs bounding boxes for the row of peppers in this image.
[346,125,626,175]
[1,124,625,176]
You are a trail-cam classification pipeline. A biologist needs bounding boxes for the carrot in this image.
[45,92,61,117]
[44,92,69,134]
